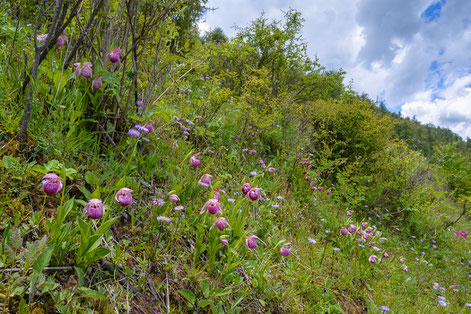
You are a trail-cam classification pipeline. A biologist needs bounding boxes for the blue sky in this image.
[199,0,471,139]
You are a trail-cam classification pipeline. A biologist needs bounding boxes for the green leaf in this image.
[215,288,232,298]
[77,185,92,199]
[75,267,85,286]
[95,217,118,235]
[325,278,337,289]
[56,198,74,229]
[178,289,196,304]
[4,244,15,260]
[90,187,101,199]
[198,299,211,308]
[201,280,210,298]
[232,296,244,308]
[259,299,266,307]
[85,247,110,265]
[33,245,55,273]
[78,287,107,300]
[10,229,22,250]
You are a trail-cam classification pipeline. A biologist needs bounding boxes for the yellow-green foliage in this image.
[303,98,394,163]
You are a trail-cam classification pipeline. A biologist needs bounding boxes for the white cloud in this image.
[402,75,471,138]
[200,0,471,138]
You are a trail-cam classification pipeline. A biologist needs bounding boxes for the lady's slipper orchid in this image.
[361,222,368,228]
[340,227,348,235]
[200,199,222,215]
[73,63,82,77]
[198,174,212,187]
[383,252,389,258]
[210,217,230,231]
[92,75,103,90]
[241,183,251,195]
[369,255,378,263]
[109,48,122,64]
[83,199,104,219]
[81,62,93,78]
[346,211,352,216]
[213,188,225,201]
[248,149,257,155]
[245,235,265,249]
[41,173,63,195]
[115,188,133,206]
[169,194,180,203]
[144,121,154,133]
[189,153,201,167]
[247,187,262,201]
[280,243,292,256]
[56,30,68,47]
[267,167,276,174]
[348,224,357,233]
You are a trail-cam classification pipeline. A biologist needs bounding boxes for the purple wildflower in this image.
[128,129,140,137]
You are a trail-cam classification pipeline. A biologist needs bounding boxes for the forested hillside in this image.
[0,1,470,313]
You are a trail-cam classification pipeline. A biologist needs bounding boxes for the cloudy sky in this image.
[198,0,471,139]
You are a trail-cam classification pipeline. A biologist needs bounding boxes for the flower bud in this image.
[169,194,180,203]
[221,238,229,246]
[115,188,133,206]
[41,173,63,195]
[383,252,389,258]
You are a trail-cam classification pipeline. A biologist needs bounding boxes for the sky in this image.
[198,0,471,139]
